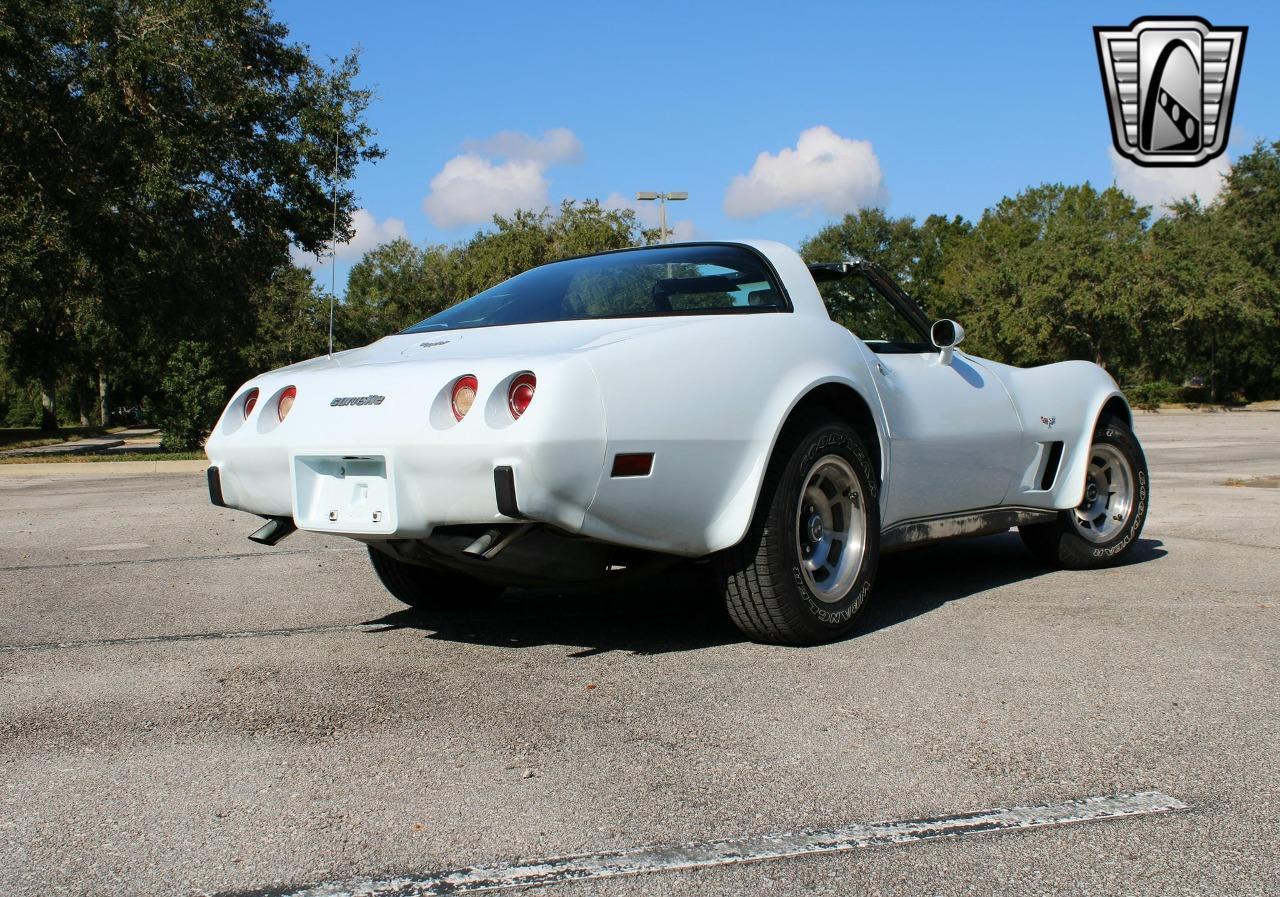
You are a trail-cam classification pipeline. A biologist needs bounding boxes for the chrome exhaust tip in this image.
[463,523,535,560]
[249,516,297,546]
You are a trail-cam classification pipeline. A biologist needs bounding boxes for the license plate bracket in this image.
[292,455,396,534]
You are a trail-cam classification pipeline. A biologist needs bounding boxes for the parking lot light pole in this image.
[636,191,688,244]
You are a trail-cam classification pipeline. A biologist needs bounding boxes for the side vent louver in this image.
[1040,441,1065,491]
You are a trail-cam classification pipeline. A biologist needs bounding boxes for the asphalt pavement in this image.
[1,411,1277,896]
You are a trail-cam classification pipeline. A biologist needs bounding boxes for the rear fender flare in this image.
[705,372,887,554]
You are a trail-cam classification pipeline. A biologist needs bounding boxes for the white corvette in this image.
[206,240,1148,645]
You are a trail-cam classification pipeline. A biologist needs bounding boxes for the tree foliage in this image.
[342,239,444,348]
[800,209,970,316]
[0,0,382,428]
[153,341,224,451]
[3,0,1280,447]
[801,149,1280,402]
[342,199,652,343]
[939,184,1149,371]
[239,265,332,374]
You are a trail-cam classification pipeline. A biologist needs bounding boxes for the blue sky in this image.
[271,0,1279,291]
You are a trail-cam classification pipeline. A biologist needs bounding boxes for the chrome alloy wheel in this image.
[1072,443,1135,543]
[795,454,868,602]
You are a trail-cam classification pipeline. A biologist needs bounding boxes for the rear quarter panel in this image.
[579,313,883,555]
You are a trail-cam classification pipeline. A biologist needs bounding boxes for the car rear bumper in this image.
[204,356,608,539]
[209,433,607,540]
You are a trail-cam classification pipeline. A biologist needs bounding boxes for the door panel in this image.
[807,262,1024,526]
[870,350,1024,526]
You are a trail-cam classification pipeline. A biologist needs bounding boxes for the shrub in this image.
[1126,381,1184,411]
[2,384,42,428]
[155,341,226,451]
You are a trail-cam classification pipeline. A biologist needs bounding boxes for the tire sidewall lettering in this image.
[796,577,872,623]
[1091,442,1147,558]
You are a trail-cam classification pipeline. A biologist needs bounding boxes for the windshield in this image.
[404,244,787,333]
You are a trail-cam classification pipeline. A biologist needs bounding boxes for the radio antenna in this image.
[327,117,339,358]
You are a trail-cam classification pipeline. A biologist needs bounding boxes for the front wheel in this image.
[367,546,503,608]
[1019,416,1149,569]
[714,419,880,645]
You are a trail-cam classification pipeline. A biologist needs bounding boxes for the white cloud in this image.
[666,219,697,242]
[723,126,887,218]
[603,192,697,242]
[423,155,549,228]
[602,192,635,213]
[1109,147,1230,214]
[423,128,583,229]
[462,127,583,167]
[292,208,408,269]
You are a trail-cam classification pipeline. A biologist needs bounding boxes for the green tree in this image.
[913,214,973,317]
[790,150,1279,402]
[338,200,650,347]
[241,266,332,374]
[0,0,383,431]
[0,193,84,428]
[342,239,443,346]
[1146,144,1280,400]
[801,208,925,281]
[1220,140,1280,287]
[1215,141,1280,397]
[453,199,649,297]
[799,208,970,315]
[154,341,224,451]
[940,184,1150,376]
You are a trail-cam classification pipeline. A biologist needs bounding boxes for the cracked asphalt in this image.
[1,411,1277,896]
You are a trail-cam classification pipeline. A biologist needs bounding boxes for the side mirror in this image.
[930,319,965,364]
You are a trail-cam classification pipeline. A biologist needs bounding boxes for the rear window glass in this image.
[405,244,786,333]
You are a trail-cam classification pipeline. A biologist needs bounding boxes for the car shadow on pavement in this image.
[857,533,1167,638]
[361,533,1167,655]
[361,563,741,656]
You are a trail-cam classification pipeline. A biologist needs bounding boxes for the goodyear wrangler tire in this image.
[1019,416,1149,569]
[367,546,502,608]
[714,420,880,645]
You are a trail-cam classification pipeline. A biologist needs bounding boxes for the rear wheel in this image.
[1019,416,1149,569]
[367,546,503,608]
[714,419,880,645]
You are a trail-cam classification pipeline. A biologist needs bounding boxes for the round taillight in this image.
[277,386,297,422]
[243,388,259,420]
[451,375,478,421]
[508,373,536,419]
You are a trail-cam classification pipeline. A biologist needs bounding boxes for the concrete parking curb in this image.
[0,459,207,477]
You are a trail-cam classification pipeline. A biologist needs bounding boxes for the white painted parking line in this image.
[243,791,1187,897]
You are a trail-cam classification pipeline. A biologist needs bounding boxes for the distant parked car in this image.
[206,241,1148,645]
